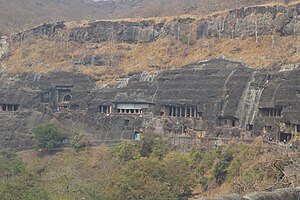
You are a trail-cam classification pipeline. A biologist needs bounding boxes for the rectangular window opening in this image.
[124,119,130,126]
[246,124,253,131]
[296,125,300,133]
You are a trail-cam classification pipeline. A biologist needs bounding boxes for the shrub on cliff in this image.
[71,129,91,152]
[34,123,62,152]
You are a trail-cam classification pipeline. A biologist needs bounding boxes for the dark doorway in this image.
[63,95,71,102]
[246,124,253,131]
[279,132,292,143]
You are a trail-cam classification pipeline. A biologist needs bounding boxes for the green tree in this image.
[103,153,195,200]
[214,148,233,185]
[34,123,62,151]
[139,134,169,159]
[140,134,155,157]
[0,150,25,180]
[111,141,141,162]
[103,158,175,200]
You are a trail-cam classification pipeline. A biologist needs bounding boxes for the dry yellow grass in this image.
[5,1,300,84]
[4,32,300,84]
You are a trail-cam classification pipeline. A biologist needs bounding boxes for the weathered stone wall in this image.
[197,3,300,39]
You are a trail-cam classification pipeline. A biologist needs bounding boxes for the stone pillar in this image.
[171,106,174,116]
[185,107,187,117]
[179,107,182,117]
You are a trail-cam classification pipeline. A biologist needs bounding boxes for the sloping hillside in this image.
[3,2,300,84]
[13,140,300,200]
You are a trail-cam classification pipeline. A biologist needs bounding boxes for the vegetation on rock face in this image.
[34,123,62,151]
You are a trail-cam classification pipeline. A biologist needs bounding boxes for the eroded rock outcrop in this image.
[197,3,300,39]
[0,36,9,58]
[9,3,300,47]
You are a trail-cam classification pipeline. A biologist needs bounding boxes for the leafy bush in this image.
[71,129,91,152]
[189,148,203,166]
[0,150,25,179]
[151,139,169,160]
[140,134,169,159]
[179,35,194,46]
[199,176,208,191]
[34,123,62,151]
[214,148,234,185]
[111,134,170,162]
[111,141,141,162]
[139,134,155,157]
[103,154,195,200]
[0,151,48,200]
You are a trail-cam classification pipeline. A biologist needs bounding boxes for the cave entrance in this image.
[165,105,199,117]
[259,107,282,117]
[217,116,239,127]
[279,132,292,143]
[246,124,253,131]
[296,125,300,133]
[99,105,111,114]
[63,95,71,102]
[133,132,141,141]
[0,104,19,112]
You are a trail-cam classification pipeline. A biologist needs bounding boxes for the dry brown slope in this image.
[3,32,300,84]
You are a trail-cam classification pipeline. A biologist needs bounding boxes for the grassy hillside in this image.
[3,33,300,84]
[2,1,300,84]
[1,136,297,200]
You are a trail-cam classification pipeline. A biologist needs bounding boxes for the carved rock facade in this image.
[0,59,300,148]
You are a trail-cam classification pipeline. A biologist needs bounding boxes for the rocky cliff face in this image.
[1,58,300,148]
[0,36,9,59]
[1,1,300,150]
[11,19,193,45]
[197,4,300,39]
[10,3,300,47]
